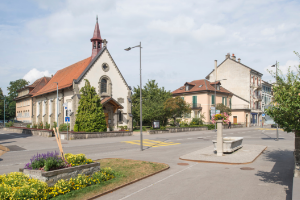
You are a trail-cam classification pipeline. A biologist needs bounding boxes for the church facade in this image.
[32,18,132,131]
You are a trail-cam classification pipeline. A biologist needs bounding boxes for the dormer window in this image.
[217,85,220,90]
[185,85,189,91]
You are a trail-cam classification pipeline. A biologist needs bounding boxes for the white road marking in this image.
[119,163,198,200]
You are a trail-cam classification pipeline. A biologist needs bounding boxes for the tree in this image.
[132,80,172,126]
[216,103,232,116]
[75,79,107,132]
[6,79,29,119]
[265,52,300,149]
[164,97,191,127]
[0,88,4,120]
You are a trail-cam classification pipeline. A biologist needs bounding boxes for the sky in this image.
[1,0,300,95]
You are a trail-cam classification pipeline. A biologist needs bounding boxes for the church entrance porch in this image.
[101,97,123,131]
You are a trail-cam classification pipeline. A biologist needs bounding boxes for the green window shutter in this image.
[225,97,227,106]
[193,96,197,107]
[181,97,184,100]
[230,99,231,109]
[212,95,215,104]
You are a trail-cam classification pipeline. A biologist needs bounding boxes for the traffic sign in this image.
[65,117,70,122]
[262,114,265,117]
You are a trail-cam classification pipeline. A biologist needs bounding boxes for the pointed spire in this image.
[91,16,103,60]
[91,16,101,40]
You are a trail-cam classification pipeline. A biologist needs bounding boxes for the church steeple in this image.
[91,15,103,60]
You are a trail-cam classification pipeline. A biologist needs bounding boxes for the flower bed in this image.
[0,168,115,199]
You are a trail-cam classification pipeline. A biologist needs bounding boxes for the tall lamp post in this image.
[2,96,6,127]
[271,61,279,141]
[214,79,227,131]
[125,42,143,151]
[54,82,59,129]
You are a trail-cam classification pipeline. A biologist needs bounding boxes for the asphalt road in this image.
[0,126,295,200]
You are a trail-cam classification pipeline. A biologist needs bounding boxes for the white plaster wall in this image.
[208,59,251,101]
[78,49,130,114]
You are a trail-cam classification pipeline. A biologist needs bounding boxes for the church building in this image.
[32,17,132,131]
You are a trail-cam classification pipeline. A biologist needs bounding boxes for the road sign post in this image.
[63,103,69,140]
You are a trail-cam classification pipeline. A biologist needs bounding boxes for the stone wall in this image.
[3,127,53,137]
[59,131,132,140]
[148,127,208,134]
[21,162,100,186]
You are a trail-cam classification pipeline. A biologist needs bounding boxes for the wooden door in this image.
[233,116,237,124]
[104,113,109,128]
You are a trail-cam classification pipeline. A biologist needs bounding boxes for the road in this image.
[0,126,294,200]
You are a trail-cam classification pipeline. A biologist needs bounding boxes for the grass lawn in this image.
[52,158,169,200]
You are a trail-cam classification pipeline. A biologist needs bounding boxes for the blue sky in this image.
[1,0,300,95]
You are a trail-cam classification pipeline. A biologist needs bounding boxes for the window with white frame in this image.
[43,101,46,116]
[37,102,40,116]
[49,99,53,116]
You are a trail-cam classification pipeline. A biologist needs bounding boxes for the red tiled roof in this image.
[172,79,232,95]
[33,57,92,97]
[29,77,51,96]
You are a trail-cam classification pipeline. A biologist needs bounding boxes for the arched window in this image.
[93,42,96,49]
[98,41,101,48]
[101,79,107,93]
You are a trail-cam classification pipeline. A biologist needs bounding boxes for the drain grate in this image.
[5,145,26,151]
[178,163,189,166]
[240,167,255,170]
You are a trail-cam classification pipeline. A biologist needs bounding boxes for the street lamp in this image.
[214,79,227,131]
[54,82,59,129]
[271,61,279,141]
[125,42,143,151]
[2,95,6,128]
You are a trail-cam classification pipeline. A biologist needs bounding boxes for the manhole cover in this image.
[5,145,26,151]
[240,167,255,170]
[178,163,189,166]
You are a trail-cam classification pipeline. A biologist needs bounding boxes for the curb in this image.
[87,159,170,200]
[179,147,267,165]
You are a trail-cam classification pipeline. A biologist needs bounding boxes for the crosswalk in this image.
[122,139,180,147]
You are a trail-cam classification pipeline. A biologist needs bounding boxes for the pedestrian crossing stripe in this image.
[122,139,180,147]
[257,128,284,131]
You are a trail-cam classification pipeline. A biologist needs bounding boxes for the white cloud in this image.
[23,68,51,84]
[192,24,226,42]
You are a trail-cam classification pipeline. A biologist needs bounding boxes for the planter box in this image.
[147,130,169,134]
[212,137,243,153]
[20,162,100,186]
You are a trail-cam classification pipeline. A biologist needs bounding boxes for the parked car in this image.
[271,124,282,128]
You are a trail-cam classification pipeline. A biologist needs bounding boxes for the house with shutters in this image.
[31,17,132,131]
[171,79,233,124]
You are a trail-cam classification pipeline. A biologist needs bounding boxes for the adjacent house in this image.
[15,77,51,122]
[31,17,132,131]
[206,53,263,126]
[172,79,233,124]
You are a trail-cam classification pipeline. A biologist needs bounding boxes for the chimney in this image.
[238,58,241,63]
[225,53,230,59]
[232,53,236,61]
[214,60,217,81]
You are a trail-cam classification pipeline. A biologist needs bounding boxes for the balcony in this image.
[253,95,262,101]
[231,104,250,110]
[191,103,202,110]
[251,83,262,90]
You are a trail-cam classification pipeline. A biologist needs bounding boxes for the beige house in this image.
[206,53,263,126]
[15,77,51,122]
[31,18,132,131]
[172,79,233,124]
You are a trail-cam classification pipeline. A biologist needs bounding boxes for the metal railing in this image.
[191,103,202,109]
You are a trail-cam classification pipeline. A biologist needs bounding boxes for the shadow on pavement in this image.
[255,149,294,200]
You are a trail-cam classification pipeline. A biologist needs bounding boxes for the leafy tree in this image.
[164,97,191,127]
[216,103,232,116]
[75,79,106,132]
[5,79,29,119]
[265,52,300,149]
[0,88,4,120]
[132,80,172,126]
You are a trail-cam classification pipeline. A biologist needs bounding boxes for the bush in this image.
[133,120,137,128]
[191,118,200,125]
[59,123,70,132]
[26,124,31,128]
[24,151,66,171]
[5,121,14,127]
[150,126,166,130]
[0,168,116,200]
[74,124,79,132]
[32,124,37,129]
[142,126,147,131]
[44,122,50,130]
[65,153,93,167]
[37,122,43,129]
